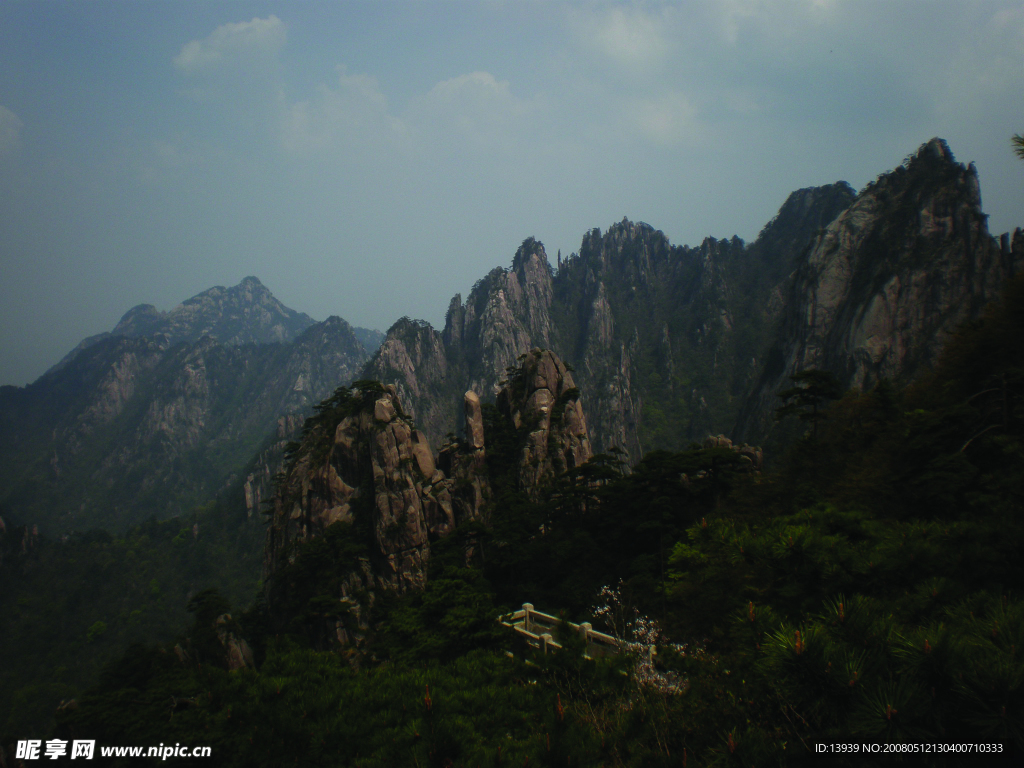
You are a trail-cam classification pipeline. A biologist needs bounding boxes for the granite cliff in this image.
[264,349,590,642]
[735,138,1024,444]
[363,189,853,460]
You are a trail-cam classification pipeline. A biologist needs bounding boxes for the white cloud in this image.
[569,6,670,71]
[281,65,398,156]
[282,67,534,164]
[412,71,529,144]
[716,0,837,44]
[0,106,23,156]
[174,16,286,76]
[634,91,698,144]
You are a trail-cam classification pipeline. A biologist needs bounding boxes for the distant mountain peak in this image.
[109,277,315,347]
[511,236,548,272]
[922,136,953,162]
[47,278,317,376]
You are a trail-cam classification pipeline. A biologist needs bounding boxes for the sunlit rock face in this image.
[497,349,592,497]
[735,138,1024,444]
[265,384,457,594]
[365,139,1023,462]
[365,189,856,464]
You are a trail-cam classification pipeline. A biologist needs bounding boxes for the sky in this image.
[2,1,1023,386]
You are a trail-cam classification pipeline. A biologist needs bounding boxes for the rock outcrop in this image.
[265,349,592,622]
[214,614,255,671]
[497,349,592,495]
[364,190,856,463]
[243,414,304,520]
[702,434,763,472]
[437,391,491,524]
[362,139,1021,464]
[265,383,464,594]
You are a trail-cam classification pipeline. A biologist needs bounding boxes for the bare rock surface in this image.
[0,307,370,533]
[266,385,463,594]
[497,349,592,495]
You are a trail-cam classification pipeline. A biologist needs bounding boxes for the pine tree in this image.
[775,369,843,439]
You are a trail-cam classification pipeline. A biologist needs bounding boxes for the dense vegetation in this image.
[0,496,263,746]
[5,278,1024,765]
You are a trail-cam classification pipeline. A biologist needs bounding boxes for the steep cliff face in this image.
[461,240,556,396]
[363,239,560,446]
[365,139,1020,462]
[369,317,453,445]
[265,349,590,614]
[735,138,1024,444]
[0,313,371,533]
[243,414,304,520]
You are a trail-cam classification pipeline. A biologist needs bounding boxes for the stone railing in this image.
[499,603,620,659]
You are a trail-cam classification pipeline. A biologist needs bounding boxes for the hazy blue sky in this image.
[2,1,1023,386]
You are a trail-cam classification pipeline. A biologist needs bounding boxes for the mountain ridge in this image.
[0,284,376,533]
[44,277,385,378]
[361,139,1022,463]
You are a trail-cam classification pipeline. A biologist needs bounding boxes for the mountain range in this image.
[1,137,1020,536]
[3,137,1024,762]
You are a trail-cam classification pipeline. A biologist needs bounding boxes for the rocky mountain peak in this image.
[362,137,1020,466]
[141,277,315,347]
[922,136,953,162]
[114,303,163,335]
[511,236,548,271]
[6,298,372,532]
[863,137,978,211]
[238,274,265,289]
[734,137,1023,445]
[47,278,318,377]
[758,183,856,246]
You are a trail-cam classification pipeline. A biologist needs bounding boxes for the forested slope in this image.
[28,276,1024,766]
